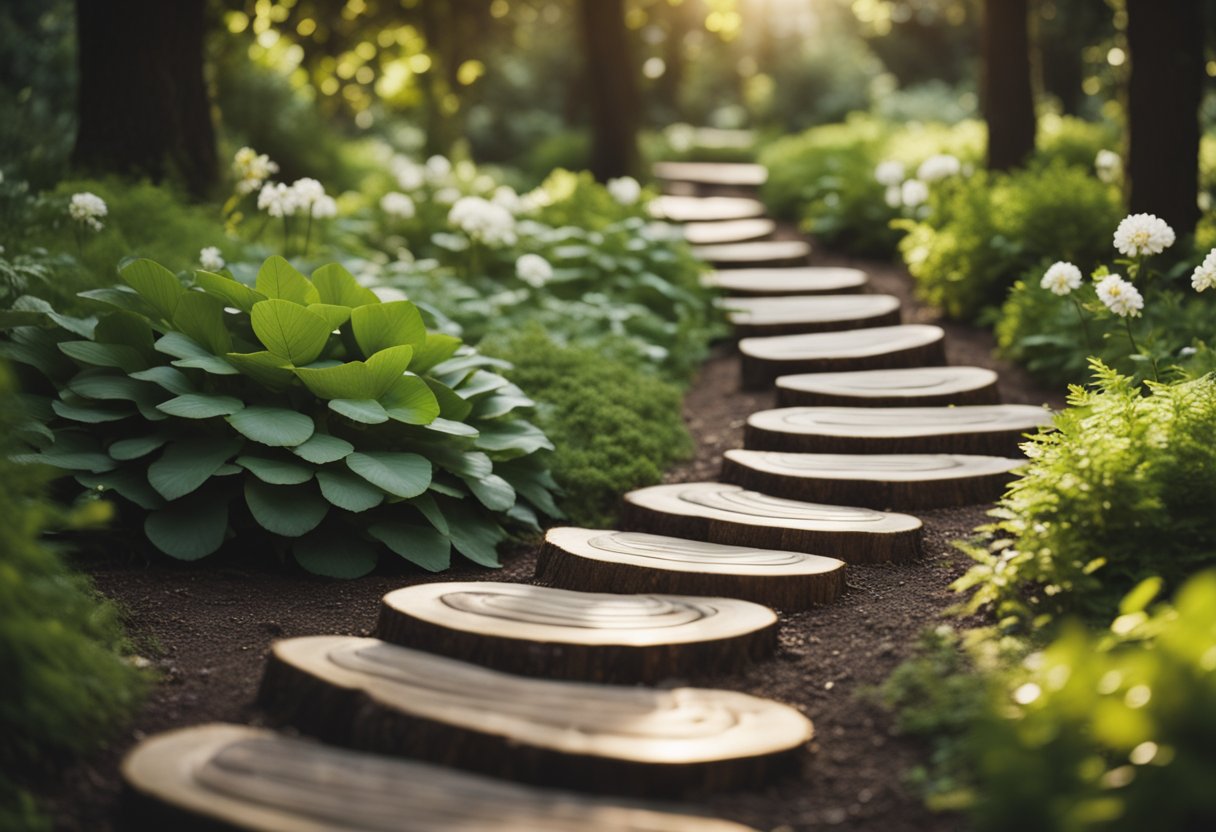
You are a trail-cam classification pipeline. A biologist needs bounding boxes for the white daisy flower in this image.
[1191,248,1216,292]
[1113,213,1175,257]
[1040,261,1083,296]
[901,179,929,208]
[607,176,642,206]
[1095,274,1144,317]
[916,154,961,183]
[515,253,553,288]
[380,192,416,220]
[199,246,225,271]
[68,192,108,231]
[874,160,905,187]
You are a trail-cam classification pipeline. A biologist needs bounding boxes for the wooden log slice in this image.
[744,404,1054,456]
[257,637,812,797]
[720,450,1025,510]
[620,482,922,564]
[722,294,902,338]
[123,723,762,831]
[650,195,767,223]
[653,161,768,188]
[683,218,776,246]
[692,240,811,268]
[739,325,946,390]
[375,581,778,684]
[535,527,845,610]
[776,366,1001,408]
[703,267,868,296]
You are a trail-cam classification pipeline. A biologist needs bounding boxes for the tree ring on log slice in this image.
[535,527,845,610]
[744,404,1054,456]
[650,195,767,223]
[703,267,869,296]
[683,218,776,246]
[692,239,811,268]
[123,723,764,830]
[721,294,902,338]
[776,366,1000,408]
[621,482,922,564]
[257,637,812,797]
[375,581,778,683]
[721,450,1026,510]
[653,161,768,188]
[739,325,946,390]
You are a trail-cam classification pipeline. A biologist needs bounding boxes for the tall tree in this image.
[578,0,640,181]
[1126,0,1203,235]
[981,0,1036,171]
[72,0,217,197]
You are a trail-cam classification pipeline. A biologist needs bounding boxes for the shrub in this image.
[481,328,693,528]
[1036,115,1120,171]
[2,256,558,577]
[955,362,1216,624]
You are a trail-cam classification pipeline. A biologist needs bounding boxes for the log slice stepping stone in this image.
[621,482,922,564]
[776,366,1001,408]
[124,723,762,831]
[653,161,768,188]
[739,325,946,389]
[703,266,868,296]
[651,195,767,223]
[376,581,777,683]
[721,450,1026,510]
[745,404,1054,456]
[683,218,776,246]
[693,239,811,268]
[722,294,902,338]
[535,527,845,610]
[258,636,812,797]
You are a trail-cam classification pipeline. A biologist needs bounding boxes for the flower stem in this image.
[1124,317,1158,383]
[303,210,314,256]
[1071,297,1092,351]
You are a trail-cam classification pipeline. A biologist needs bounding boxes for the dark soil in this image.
[42,253,1062,832]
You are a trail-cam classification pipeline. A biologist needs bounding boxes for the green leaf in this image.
[295,345,414,401]
[148,437,243,501]
[129,366,194,395]
[328,398,389,424]
[346,451,431,498]
[456,370,510,401]
[51,398,133,423]
[317,469,385,512]
[245,480,328,537]
[68,371,158,403]
[444,501,505,567]
[120,259,186,321]
[77,469,164,510]
[251,299,331,365]
[1120,576,1164,615]
[94,310,155,358]
[11,295,97,338]
[465,473,516,512]
[157,393,244,419]
[426,418,479,438]
[365,345,415,393]
[311,263,379,307]
[292,433,354,464]
[225,351,296,389]
[173,291,232,355]
[350,300,426,356]
[410,492,449,535]
[292,527,378,578]
[109,435,168,461]
[475,420,554,455]
[237,454,314,485]
[59,341,147,373]
[227,406,315,447]
[77,286,160,319]
[155,332,238,377]
[145,492,229,560]
[409,333,462,374]
[368,522,450,572]
[306,303,353,331]
[195,270,267,312]
[382,374,439,425]
[255,256,320,305]
[424,377,473,421]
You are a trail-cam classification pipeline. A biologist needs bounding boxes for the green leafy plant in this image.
[2,256,558,578]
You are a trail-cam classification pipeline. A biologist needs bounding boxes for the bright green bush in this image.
[3,256,558,577]
[955,362,1216,623]
[1037,115,1120,171]
[481,328,693,528]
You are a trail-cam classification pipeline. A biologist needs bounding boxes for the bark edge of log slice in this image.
[775,366,1001,408]
[703,266,868,297]
[620,482,923,564]
[720,450,1026,510]
[257,636,812,797]
[122,723,764,831]
[535,527,845,610]
[651,194,767,223]
[723,294,902,338]
[738,325,947,390]
[375,581,779,684]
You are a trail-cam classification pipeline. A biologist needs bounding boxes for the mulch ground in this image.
[42,252,1062,832]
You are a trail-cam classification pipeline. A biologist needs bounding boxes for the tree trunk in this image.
[981,0,1036,171]
[578,0,640,181]
[1126,0,1203,235]
[72,0,217,197]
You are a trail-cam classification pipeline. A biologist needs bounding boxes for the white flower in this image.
[257,182,297,217]
[515,253,553,288]
[900,179,929,208]
[916,154,961,183]
[1191,248,1216,292]
[1096,274,1144,317]
[69,192,108,231]
[884,185,902,208]
[491,186,522,214]
[310,195,337,219]
[392,157,425,191]
[199,246,225,271]
[1040,261,1083,296]
[425,155,452,182]
[607,176,642,206]
[434,187,462,205]
[232,146,279,195]
[874,160,905,187]
[1113,213,1175,257]
[291,177,325,205]
[448,195,516,246]
[380,191,416,219]
[1095,150,1122,185]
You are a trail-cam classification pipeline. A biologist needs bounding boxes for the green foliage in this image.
[2,256,558,577]
[955,362,1216,624]
[900,161,1121,320]
[0,363,146,824]
[481,328,693,528]
[1037,115,1121,172]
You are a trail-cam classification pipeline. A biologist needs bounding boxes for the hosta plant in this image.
[2,256,559,578]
